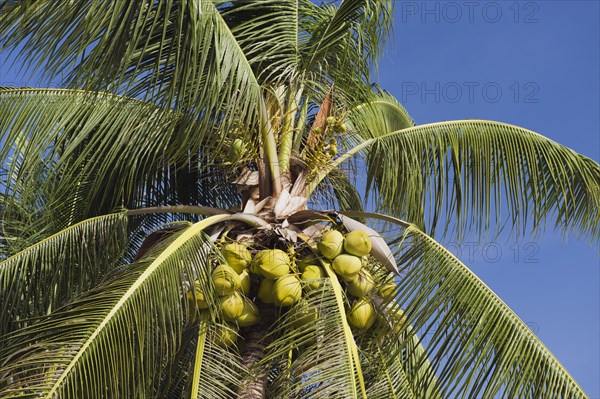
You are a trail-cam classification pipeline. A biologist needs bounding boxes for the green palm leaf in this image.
[0,211,128,337]
[0,89,240,230]
[299,0,393,102]
[0,214,242,397]
[262,281,364,399]
[0,0,261,138]
[368,214,588,398]
[345,108,600,241]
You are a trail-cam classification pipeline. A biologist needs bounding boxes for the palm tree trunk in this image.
[238,305,277,399]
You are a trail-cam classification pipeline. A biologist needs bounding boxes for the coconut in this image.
[227,138,245,162]
[221,243,252,273]
[273,274,302,307]
[379,282,396,300]
[385,304,407,333]
[317,230,344,260]
[257,278,276,304]
[313,126,323,135]
[343,230,372,257]
[214,323,238,348]
[187,280,209,309]
[291,304,319,329]
[212,264,241,296]
[297,253,320,272]
[255,249,291,280]
[326,116,336,126]
[347,269,375,297]
[332,254,362,281]
[301,265,325,290]
[239,270,251,294]
[347,298,376,330]
[237,300,261,327]
[337,122,347,133]
[219,292,244,321]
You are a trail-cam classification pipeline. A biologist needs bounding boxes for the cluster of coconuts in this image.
[187,229,403,347]
[317,229,384,331]
[187,243,259,347]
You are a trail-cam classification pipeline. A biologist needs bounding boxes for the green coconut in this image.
[297,253,320,272]
[255,249,291,280]
[291,304,319,329]
[301,265,325,290]
[239,270,251,294]
[214,323,238,348]
[344,230,372,257]
[332,254,362,281]
[212,264,241,296]
[347,269,375,297]
[273,274,302,307]
[221,243,252,273]
[313,126,323,135]
[187,280,209,309]
[237,300,261,327]
[317,230,344,260]
[347,298,376,330]
[257,278,276,304]
[219,292,244,321]
[379,282,396,300]
[227,138,246,163]
[326,116,336,126]
[385,304,407,333]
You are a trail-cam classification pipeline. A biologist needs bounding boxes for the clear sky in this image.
[377,1,599,396]
[1,1,598,397]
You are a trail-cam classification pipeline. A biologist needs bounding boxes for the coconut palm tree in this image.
[0,1,598,398]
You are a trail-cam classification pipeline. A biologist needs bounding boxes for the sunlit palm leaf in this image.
[374,217,588,398]
[299,0,393,103]
[0,0,261,141]
[219,0,300,85]
[0,215,236,397]
[262,282,363,398]
[347,111,600,242]
[0,212,128,337]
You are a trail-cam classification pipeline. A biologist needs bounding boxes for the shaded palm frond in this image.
[0,89,240,232]
[347,112,600,242]
[0,211,128,338]
[186,320,247,399]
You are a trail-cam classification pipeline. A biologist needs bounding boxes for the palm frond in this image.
[0,211,128,337]
[0,0,261,139]
[346,115,600,242]
[0,214,239,397]
[186,321,247,399]
[299,0,393,102]
[262,281,364,399]
[219,0,300,85]
[372,217,588,398]
[0,89,240,231]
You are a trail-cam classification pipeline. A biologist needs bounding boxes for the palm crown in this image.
[0,1,598,398]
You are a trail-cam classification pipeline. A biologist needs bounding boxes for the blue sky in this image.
[378,1,599,396]
[1,1,598,396]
